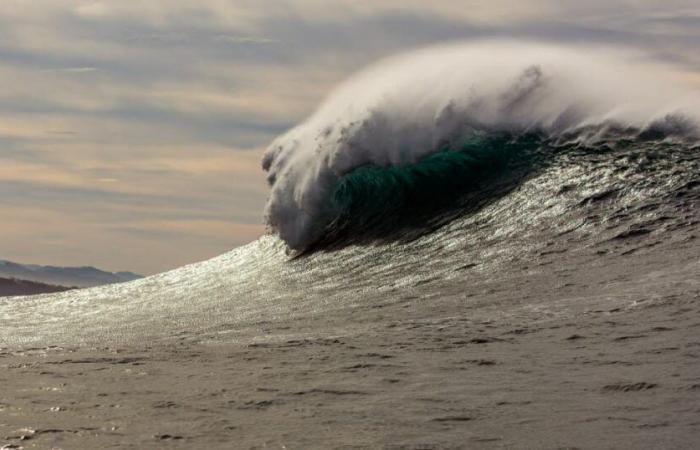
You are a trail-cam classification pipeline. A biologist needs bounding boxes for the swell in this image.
[3,127,700,348]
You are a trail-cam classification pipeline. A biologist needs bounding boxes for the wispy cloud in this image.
[43,67,99,73]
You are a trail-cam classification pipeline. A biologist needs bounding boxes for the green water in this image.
[328,132,545,237]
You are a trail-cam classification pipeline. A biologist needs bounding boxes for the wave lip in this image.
[262,41,700,251]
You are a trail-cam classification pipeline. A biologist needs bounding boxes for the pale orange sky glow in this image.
[1,0,699,274]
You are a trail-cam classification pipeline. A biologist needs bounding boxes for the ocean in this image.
[1,41,699,448]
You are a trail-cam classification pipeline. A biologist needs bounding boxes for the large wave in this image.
[262,41,700,250]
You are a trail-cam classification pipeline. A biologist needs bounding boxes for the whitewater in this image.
[1,41,699,449]
[262,41,699,250]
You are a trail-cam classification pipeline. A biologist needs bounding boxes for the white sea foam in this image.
[262,41,700,250]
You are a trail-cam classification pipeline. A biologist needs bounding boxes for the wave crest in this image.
[262,41,700,250]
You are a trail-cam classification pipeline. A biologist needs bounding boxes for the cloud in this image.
[1,0,699,273]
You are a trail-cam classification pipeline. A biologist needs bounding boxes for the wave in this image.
[304,132,544,251]
[262,41,700,250]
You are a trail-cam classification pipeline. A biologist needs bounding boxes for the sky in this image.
[2,1,700,275]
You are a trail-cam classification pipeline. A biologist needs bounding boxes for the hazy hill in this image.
[0,277,73,297]
[0,260,141,289]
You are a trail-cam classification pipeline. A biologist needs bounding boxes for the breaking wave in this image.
[262,41,700,250]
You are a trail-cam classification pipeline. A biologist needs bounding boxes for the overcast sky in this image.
[2,1,700,274]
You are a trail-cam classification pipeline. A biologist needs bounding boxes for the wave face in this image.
[307,132,545,250]
[262,41,700,250]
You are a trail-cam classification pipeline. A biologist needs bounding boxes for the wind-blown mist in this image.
[262,41,700,250]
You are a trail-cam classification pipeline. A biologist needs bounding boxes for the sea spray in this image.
[262,41,700,250]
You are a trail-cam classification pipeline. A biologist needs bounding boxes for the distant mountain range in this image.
[0,259,142,290]
[0,277,74,297]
